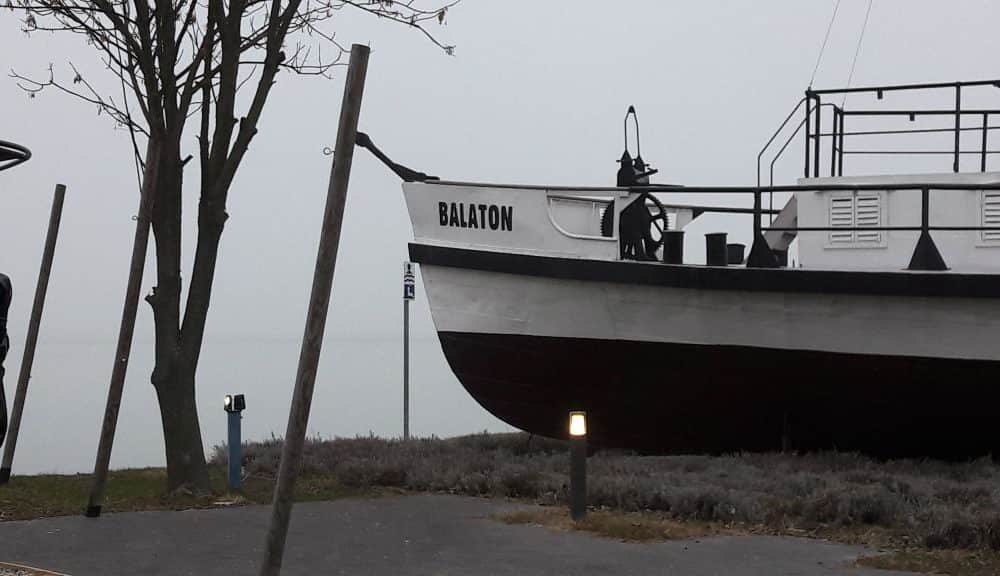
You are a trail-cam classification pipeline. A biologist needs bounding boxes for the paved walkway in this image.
[0,495,916,575]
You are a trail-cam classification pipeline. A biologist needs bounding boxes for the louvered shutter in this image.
[855,193,882,243]
[983,191,1000,242]
[829,195,855,243]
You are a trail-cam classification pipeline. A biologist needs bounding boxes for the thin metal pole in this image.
[0,184,66,484]
[922,187,930,232]
[838,113,845,176]
[982,113,989,172]
[813,94,822,178]
[954,85,962,173]
[228,411,242,492]
[804,93,812,178]
[570,437,587,521]
[258,43,369,576]
[403,298,409,441]
[85,142,160,517]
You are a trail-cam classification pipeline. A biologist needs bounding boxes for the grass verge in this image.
[0,466,369,522]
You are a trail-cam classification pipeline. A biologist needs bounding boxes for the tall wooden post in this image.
[258,43,369,576]
[85,144,160,517]
[0,184,66,483]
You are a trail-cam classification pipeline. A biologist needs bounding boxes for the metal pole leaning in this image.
[0,184,66,484]
[86,145,160,517]
[258,43,369,576]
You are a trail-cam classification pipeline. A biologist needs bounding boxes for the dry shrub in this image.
[216,433,1000,552]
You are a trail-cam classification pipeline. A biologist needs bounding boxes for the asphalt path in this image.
[0,494,918,575]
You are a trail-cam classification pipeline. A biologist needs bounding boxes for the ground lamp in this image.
[224,394,246,491]
[569,411,587,521]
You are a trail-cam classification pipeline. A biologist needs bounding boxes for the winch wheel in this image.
[644,192,668,254]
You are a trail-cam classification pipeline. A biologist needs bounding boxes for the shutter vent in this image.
[829,195,855,243]
[855,193,882,243]
[983,191,1000,242]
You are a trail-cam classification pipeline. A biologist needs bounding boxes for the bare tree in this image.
[8,0,455,491]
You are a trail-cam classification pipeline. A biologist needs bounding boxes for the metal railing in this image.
[635,181,1000,270]
[804,80,1000,177]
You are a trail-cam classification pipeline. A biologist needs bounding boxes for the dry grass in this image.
[0,466,369,522]
[497,508,722,542]
[221,432,1000,556]
[857,549,1000,576]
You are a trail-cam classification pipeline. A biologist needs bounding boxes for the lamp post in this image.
[224,394,246,492]
[568,411,587,521]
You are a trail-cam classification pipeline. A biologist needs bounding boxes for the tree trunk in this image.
[147,135,211,492]
[154,361,210,492]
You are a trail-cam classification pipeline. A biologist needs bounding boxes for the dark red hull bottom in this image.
[438,331,1000,459]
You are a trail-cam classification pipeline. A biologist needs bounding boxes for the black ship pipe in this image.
[808,78,1000,96]
[983,113,991,172]
[813,124,1000,138]
[955,85,962,173]
[438,180,1000,194]
[839,108,1000,116]
[813,93,821,178]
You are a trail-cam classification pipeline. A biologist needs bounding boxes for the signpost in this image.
[403,261,415,441]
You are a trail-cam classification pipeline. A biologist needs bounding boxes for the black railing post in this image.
[838,111,845,176]
[908,187,948,271]
[814,94,822,178]
[830,106,840,177]
[804,91,813,178]
[982,112,989,173]
[953,84,962,173]
[747,187,778,268]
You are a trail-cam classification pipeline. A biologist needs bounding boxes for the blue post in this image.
[228,410,241,491]
[224,394,245,490]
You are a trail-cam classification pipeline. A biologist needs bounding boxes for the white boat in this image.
[363,80,1000,457]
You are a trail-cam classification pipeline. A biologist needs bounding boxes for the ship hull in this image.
[411,242,1000,458]
[438,331,1000,458]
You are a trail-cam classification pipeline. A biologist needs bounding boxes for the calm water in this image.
[3,335,511,475]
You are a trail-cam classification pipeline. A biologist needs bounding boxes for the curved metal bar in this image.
[756,97,806,189]
[0,140,31,173]
[354,132,437,182]
[767,103,838,223]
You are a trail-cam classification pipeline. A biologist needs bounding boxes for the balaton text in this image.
[439,201,513,231]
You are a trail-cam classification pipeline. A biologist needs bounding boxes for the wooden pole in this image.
[85,144,160,517]
[0,184,66,484]
[258,43,369,576]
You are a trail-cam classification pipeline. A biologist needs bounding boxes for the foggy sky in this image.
[1,1,999,467]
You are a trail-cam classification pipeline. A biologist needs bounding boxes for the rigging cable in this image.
[774,0,843,224]
[808,0,842,88]
[842,0,874,106]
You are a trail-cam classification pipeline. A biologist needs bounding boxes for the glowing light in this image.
[569,411,587,437]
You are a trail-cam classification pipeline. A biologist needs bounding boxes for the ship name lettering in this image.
[438,202,513,231]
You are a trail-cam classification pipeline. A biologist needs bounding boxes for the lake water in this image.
[2,335,512,475]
